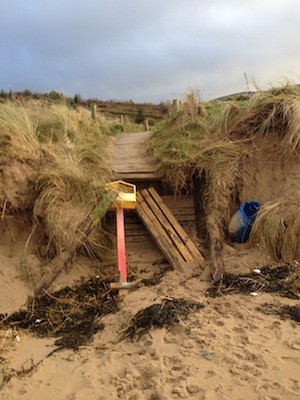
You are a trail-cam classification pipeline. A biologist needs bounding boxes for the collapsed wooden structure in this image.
[111,132,205,272]
[136,188,204,271]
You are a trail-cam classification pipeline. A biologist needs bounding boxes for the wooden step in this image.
[136,188,205,272]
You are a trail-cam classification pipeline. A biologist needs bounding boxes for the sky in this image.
[1,0,300,103]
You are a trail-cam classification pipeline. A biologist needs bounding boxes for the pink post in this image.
[116,208,127,282]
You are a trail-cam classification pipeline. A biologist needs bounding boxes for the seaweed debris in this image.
[206,265,299,299]
[257,303,300,323]
[139,265,173,287]
[121,298,203,341]
[0,277,118,350]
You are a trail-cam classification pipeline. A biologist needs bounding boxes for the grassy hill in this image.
[0,90,169,123]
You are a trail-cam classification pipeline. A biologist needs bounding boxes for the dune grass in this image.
[0,101,40,159]
[0,100,115,268]
[150,85,300,267]
[250,192,300,262]
[213,86,300,156]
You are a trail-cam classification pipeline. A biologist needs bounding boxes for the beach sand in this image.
[0,240,299,400]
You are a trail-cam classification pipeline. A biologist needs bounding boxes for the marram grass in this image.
[250,192,300,262]
[150,84,300,248]
[0,100,115,265]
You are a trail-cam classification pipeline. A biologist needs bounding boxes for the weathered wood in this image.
[34,194,115,296]
[192,171,206,240]
[136,188,205,272]
[141,189,194,263]
[148,187,205,267]
[90,103,97,120]
[115,173,160,181]
[137,192,185,266]
[136,192,184,270]
[206,215,224,284]
[144,118,149,131]
[110,132,160,180]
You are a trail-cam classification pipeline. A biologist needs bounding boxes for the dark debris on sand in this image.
[0,277,119,350]
[257,303,300,323]
[206,265,299,299]
[121,298,204,341]
[139,265,173,287]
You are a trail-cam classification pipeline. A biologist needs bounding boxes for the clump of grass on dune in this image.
[33,103,114,260]
[250,192,300,262]
[149,97,245,220]
[150,84,300,247]
[34,166,112,260]
[0,100,115,270]
[0,101,40,158]
[0,101,42,210]
[149,102,212,192]
[214,85,300,156]
[150,109,248,270]
[149,87,248,190]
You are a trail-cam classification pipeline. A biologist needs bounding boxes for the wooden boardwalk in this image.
[111,131,160,181]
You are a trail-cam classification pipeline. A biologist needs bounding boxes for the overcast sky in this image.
[1,0,300,102]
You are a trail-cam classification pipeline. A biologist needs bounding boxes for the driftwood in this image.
[34,219,96,296]
[206,215,225,285]
[192,171,206,240]
[34,251,73,296]
[34,194,115,296]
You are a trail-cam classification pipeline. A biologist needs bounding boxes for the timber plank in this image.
[110,131,160,180]
[115,173,159,180]
[136,188,205,272]
[136,193,184,268]
[141,190,194,264]
[136,192,184,271]
[147,187,205,267]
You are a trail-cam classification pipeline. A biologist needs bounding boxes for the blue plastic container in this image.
[228,201,261,243]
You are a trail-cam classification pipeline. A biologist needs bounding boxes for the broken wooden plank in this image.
[140,189,195,264]
[136,188,205,272]
[147,187,205,268]
[136,192,184,271]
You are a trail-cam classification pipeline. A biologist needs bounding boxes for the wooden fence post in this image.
[172,99,179,110]
[90,103,97,121]
[192,171,206,240]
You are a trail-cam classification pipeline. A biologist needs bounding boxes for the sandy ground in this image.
[0,236,299,400]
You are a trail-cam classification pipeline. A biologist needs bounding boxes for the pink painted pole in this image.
[116,208,127,282]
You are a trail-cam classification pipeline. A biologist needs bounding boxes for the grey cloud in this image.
[0,0,300,101]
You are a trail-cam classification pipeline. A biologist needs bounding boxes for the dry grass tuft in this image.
[149,101,247,227]
[0,100,116,282]
[150,85,300,282]
[250,192,300,262]
[214,87,300,156]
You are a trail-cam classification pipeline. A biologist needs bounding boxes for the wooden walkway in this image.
[136,188,205,271]
[111,131,160,181]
